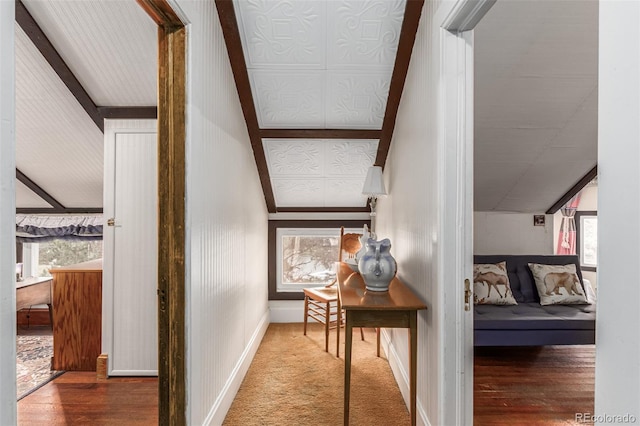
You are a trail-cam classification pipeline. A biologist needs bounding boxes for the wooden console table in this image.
[50,259,102,371]
[337,262,427,426]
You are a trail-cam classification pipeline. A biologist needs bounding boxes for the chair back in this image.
[339,226,362,261]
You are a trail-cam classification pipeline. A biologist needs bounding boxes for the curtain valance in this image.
[16,214,103,243]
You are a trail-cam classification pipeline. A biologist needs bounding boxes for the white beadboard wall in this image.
[0,3,17,424]
[174,1,270,425]
[374,1,446,424]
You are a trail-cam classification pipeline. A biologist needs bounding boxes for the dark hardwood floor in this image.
[474,345,595,425]
[16,344,594,424]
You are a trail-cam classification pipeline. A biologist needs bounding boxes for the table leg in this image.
[344,315,353,425]
[325,301,330,352]
[303,296,309,335]
[409,311,418,426]
[47,303,54,330]
[336,301,341,358]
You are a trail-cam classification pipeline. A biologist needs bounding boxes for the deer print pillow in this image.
[528,263,589,305]
[473,262,517,305]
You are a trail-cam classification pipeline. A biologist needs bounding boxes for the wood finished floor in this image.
[16,345,595,425]
[474,345,595,425]
[17,372,157,425]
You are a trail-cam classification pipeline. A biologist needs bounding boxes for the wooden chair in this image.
[303,227,375,357]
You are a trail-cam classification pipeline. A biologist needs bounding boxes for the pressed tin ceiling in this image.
[235,0,404,129]
[230,0,409,211]
[264,139,379,207]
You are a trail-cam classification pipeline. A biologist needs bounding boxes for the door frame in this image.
[0,2,16,424]
[438,0,494,423]
[134,1,187,424]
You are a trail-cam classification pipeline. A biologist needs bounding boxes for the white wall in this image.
[474,212,554,254]
[595,1,640,420]
[0,3,16,424]
[174,2,270,424]
[375,1,462,424]
[577,185,597,211]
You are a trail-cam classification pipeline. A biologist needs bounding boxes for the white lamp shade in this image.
[362,166,387,196]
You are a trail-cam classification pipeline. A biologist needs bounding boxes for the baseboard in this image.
[382,329,431,426]
[17,308,50,326]
[205,309,270,425]
[268,300,305,323]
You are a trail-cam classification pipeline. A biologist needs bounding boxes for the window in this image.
[276,228,362,292]
[23,240,103,277]
[268,220,368,300]
[575,211,597,271]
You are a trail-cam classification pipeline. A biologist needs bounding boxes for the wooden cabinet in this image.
[50,259,102,371]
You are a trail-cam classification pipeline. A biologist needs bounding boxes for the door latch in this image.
[107,218,116,226]
[464,279,471,311]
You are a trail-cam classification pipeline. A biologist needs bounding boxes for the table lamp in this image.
[362,165,387,238]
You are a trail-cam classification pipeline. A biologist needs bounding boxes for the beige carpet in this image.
[223,323,410,426]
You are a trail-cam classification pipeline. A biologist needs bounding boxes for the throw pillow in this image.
[528,263,589,305]
[473,262,518,305]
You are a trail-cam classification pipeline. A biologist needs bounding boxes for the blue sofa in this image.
[473,254,596,346]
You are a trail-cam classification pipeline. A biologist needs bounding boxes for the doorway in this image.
[470,0,598,422]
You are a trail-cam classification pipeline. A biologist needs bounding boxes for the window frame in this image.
[268,220,369,300]
[575,210,597,272]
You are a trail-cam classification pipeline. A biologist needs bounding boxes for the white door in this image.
[103,120,158,376]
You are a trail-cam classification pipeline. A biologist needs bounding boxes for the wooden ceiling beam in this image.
[15,0,104,132]
[375,0,425,168]
[216,0,276,213]
[16,168,64,210]
[260,129,382,140]
[98,106,158,120]
[276,207,370,213]
[16,169,102,214]
[16,207,103,214]
[546,165,597,214]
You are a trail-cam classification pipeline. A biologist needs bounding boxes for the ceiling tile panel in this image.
[326,71,390,129]
[325,179,369,206]
[265,139,377,207]
[325,140,378,175]
[326,0,405,69]
[235,0,326,69]
[264,140,323,176]
[272,179,325,206]
[251,70,325,128]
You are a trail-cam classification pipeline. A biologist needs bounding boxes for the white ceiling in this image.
[234,0,404,208]
[474,0,598,212]
[13,0,599,214]
[14,0,157,211]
